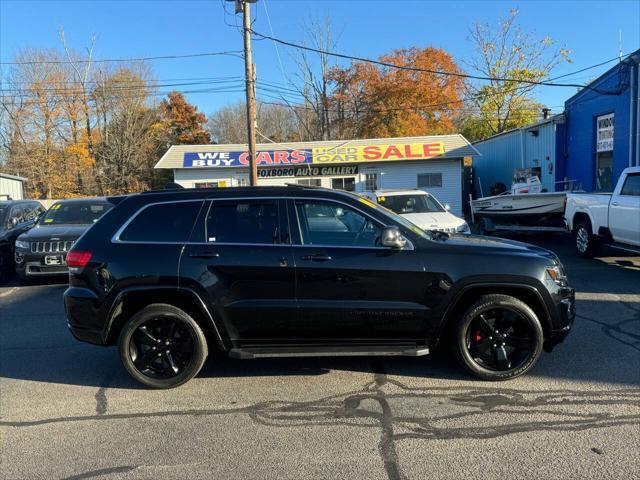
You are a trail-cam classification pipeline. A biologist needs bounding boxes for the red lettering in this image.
[274,151,290,164]
[290,150,307,164]
[404,144,421,158]
[239,152,250,165]
[362,146,381,160]
[256,152,273,165]
[423,143,444,157]
[382,145,403,160]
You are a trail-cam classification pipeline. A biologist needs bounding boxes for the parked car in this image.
[0,200,45,283]
[361,189,471,234]
[64,185,575,389]
[14,198,114,282]
[565,166,640,257]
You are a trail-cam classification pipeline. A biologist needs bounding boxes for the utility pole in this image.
[238,0,258,185]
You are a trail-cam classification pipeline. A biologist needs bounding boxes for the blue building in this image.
[472,114,565,196]
[563,50,640,192]
[472,49,640,196]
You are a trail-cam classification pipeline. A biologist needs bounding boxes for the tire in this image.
[453,294,544,381]
[118,303,208,389]
[574,221,598,258]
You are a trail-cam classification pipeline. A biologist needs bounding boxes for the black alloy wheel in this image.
[119,304,208,389]
[129,317,195,379]
[466,308,535,371]
[454,294,544,381]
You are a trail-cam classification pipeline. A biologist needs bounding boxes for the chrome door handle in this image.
[611,202,619,206]
[189,251,220,259]
[301,254,332,262]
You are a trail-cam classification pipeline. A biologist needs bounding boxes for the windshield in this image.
[357,196,432,240]
[41,202,113,225]
[377,194,445,214]
[0,207,7,226]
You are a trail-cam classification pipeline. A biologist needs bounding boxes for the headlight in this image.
[546,265,567,286]
[456,222,471,234]
[15,240,30,249]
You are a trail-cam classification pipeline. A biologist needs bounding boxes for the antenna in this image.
[619,29,623,61]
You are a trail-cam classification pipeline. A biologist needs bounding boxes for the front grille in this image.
[30,240,74,254]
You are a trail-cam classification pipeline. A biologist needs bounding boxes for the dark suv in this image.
[15,198,114,282]
[64,186,575,388]
[0,200,45,283]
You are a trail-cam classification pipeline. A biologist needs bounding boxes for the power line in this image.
[0,50,244,65]
[250,29,629,95]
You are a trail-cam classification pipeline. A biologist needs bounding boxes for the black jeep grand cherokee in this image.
[64,186,575,388]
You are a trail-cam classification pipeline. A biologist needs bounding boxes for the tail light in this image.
[66,250,92,268]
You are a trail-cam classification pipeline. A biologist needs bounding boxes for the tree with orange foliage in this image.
[160,92,211,145]
[330,47,465,139]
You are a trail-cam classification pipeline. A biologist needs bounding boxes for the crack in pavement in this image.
[62,465,138,480]
[5,382,638,480]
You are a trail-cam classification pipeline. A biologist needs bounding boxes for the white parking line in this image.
[0,287,17,298]
[576,292,639,302]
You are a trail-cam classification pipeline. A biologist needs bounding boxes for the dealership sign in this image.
[183,142,445,168]
[258,165,358,178]
[596,113,614,152]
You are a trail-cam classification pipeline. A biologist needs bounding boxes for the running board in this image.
[229,345,430,359]
[608,243,640,255]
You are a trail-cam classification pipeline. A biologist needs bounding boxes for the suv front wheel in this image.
[454,294,544,381]
[118,304,208,389]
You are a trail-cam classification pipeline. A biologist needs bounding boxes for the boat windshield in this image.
[376,194,445,214]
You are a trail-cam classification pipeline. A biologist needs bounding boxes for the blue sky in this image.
[1,0,639,117]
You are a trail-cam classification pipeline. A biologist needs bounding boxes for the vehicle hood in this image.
[437,234,559,262]
[401,212,465,229]
[18,224,90,241]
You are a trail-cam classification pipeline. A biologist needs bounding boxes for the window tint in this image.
[295,200,382,247]
[206,200,280,244]
[620,173,640,196]
[417,173,443,188]
[42,202,113,225]
[378,194,444,214]
[119,201,203,242]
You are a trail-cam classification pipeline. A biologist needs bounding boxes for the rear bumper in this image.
[64,286,106,345]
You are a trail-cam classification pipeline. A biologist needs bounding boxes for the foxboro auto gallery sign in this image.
[182,142,446,168]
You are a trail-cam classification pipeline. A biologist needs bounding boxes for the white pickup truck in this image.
[565,166,640,257]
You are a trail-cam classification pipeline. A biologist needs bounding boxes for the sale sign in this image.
[184,150,312,167]
[312,142,445,163]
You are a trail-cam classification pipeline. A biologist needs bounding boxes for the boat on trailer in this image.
[471,170,576,233]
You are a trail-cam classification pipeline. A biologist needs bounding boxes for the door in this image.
[609,173,640,246]
[181,198,296,345]
[290,198,432,344]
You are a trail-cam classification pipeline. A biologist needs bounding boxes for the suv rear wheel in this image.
[453,294,543,381]
[118,303,208,389]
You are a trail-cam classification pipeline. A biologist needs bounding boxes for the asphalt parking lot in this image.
[1,235,639,480]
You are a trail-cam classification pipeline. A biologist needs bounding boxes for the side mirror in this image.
[444,204,451,211]
[380,227,407,249]
[7,217,19,229]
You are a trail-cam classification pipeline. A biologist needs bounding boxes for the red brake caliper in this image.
[474,330,483,343]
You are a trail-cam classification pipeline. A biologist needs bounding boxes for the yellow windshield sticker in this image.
[51,204,61,210]
[358,197,378,209]
[377,196,385,202]
[43,218,53,223]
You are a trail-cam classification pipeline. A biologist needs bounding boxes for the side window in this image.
[417,173,443,188]
[119,201,203,242]
[620,173,640,196]
[8,205,25,224]
[206,200,280,244]
[295,200,382,247]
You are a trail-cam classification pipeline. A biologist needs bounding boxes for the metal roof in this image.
[0,172,27,182]
[155,134,480,169]
[472,114,565,146]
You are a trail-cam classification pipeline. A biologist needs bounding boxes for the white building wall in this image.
[0,177,24,200]
[173,159,463,216]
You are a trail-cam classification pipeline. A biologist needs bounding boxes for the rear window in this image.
[206,200,280,244]
[620,173,640,196]
[119,201,203,242]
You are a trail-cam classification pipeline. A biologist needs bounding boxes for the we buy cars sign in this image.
[184,150,312,167]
